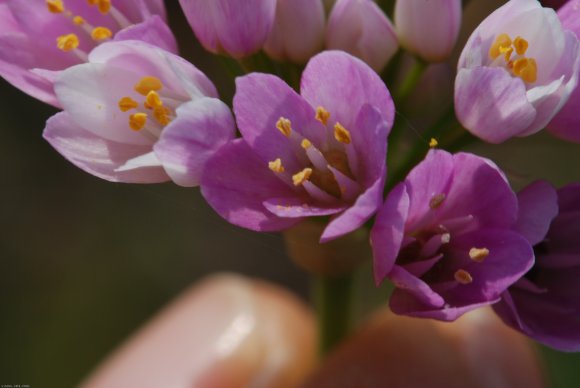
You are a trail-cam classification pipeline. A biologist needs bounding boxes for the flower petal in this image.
[43,112,168,183]
[114,15,178,54]
[201,139,302,232]
[263,198,345,218]
[515,180,558,246]
[154,98,235,187]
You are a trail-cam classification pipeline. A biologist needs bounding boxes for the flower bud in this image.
[178,0,277,58]
[264,0,325,64]
[394,0,462,62]
[326,0,398,71]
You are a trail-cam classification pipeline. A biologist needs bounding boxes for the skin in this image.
[82,274,547,388]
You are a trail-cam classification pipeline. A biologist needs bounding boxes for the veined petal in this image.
[154,98,235,187]
[43,112,168,183]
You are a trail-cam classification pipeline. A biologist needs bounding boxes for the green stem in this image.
[395,58,428,103]
[313,274,353,356]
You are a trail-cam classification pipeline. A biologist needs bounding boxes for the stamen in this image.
[129,113,148,131]
[145,91,163,109]
[489,33,512,60]
[153,106,171,126]
[73,16,86,25]
[47,0,64,13]
[334,122,351,144]
[292,168,313,186]
[56,33,80,52]
[96,0,111,14]
[469,247,489,262]
[91,27,112,41]
[454,269,473,285]
[301,139,312,149]
[429,193,446,209]
[512,58,537,83]
[268,158,285,173]
[499,45,513,62]
[134,76,163,96]
[513,36,528,56]
[118,96,139,112]
[429,138,438,148]
[276,117,292,137]
[315,106,330,125]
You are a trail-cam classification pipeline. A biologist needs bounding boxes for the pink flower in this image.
[179,0,276,58]
[326,0,398,72]
[548,0,580,142]
[263,0,325,64]
[201,51,394,241]
[44,40,235,185]
[455,0,580,143]
[0,0,176,106]
[394,0,461,62]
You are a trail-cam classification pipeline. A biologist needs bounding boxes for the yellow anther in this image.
[56,33,80,52]
[454,269,473,285]
[292,168,313,186]
[489,33,512,60]
[499,45,514,62]
[47,0,64,13]
[268,158,285,173]
[73,16,86,25]
[153,106,171,126]
[145,90,163,109]
[512,58,537,83]
[513,36,529,56]
[469,247,490,263]
[91,27,113,41]
[134,76,163,96]
[334,122,351,144]
[97,0,111,14]
[87,0,98,4]
[429,193,446,209]
[118,96,139,112]
[276,117,292,137]
[129,113,148,131]
[315,106,330,125]
[429,138,438,148]
[301,139,312,149]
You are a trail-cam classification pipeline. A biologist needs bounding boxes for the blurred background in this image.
[1,1,579,387]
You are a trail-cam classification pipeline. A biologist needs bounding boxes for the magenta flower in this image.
[394,0,462,62]
[44,40,235,185]
[0,0,175,106]
[201,51,394,242]
[494,181,580,351]
[179,0,276,58]
[326,0,398,72]
[455,0,580,143]
[370,150,534,321]
[548,0,580,142]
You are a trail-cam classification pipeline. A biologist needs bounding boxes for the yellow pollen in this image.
[268,158,285,173]
[56,33,80,52]
[97,0,111,14]
[429,138,438,148]
[334,122,351,144]
[134,76,163,96]
[469,247,490,263]
[87,0,98,4]
[129,113,148,131]
[512,58,537,83]
[315,106,330,125]
[73,16,86,25]
[153,106,171,126]
[47,0,64,13]
[454,269,473,285]
[118,96,139,112]
[145,90,163,109]
[500,45,514,62]
[301,139,312,149]
[513,36,529,56]
[489,33,512,60]
[292,168,313,186]
[91,27,113,41]
[429,193,446,209]
[276,117,292,137]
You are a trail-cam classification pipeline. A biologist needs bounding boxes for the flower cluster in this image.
[2,0,580,354]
